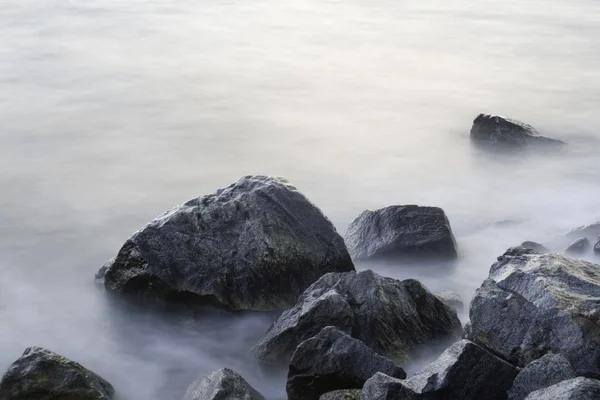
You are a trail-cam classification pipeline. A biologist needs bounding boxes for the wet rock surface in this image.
[97,175,354,311]
[345,205,457,260]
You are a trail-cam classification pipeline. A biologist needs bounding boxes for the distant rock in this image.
[508,353,576,400]
[565,237,590,254]
[470,114,564,147]
[97,175,354,311]
[182,368,265,400]
[360,340,518,400]
[434,291,464,313]
[520,241,549,253]
[468,247,600,376]
[287,326,405,400]
[345,205,457,260]
[595,237,600,255]
[0,347,114,400]
[320,390,361,400]
[253,270,461,368]
[566,222,600,243]
[524,377,600,400]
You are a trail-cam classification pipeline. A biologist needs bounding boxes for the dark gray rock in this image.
[565,237,590,254]
[594,237,600,255]
[253,270,461,368]
[97,175,355,311]
[182,368,265,400]
[345,205,457,260]
[360,340,518,400]
[521,241,549,253]
[524,377,600,400]
[470,114,564,147]
[434,291,464,313]
[468,247,600,376]
[0,347,114,400]
[287,326,405,400]
[508,353,576,400]
[320,390,361,400]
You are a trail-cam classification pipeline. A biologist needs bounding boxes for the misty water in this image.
[2,0,600,398]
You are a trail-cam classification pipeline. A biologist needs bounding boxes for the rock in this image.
[345,205,457,260]
[287,326,406,400]
[594,237,600,255]
[524,377,600,400]
[361,340,518,400]
[320,390,361,400]
[470,114,564,147]
[521,241,549,253]
[97,175,355,311]
[565,237,590,254]
[434,291,464,313]
[0,347,114,400]
[566,222,600,243]
[508,353,576,400]
[182,368,265,400]
[253,270,461,368]
[468,247,600,376]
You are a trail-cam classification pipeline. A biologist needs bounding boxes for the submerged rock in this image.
[320,389,361,400]
[253,270,461,368]
[182,368,265,400]
[508,353,576,400]
[468,247,600,376]
[434,291,464,313]
[360,339,518,400]
[287,326,405,400]
[0,347,114,400]
[97,175,354,311]
[345,205,457,260]
[565,237,590,254]
[470,114,564,147]
[520,241,549,253]
[524,377,600,400]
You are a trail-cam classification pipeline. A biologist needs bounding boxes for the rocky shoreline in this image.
[3,117,600,400]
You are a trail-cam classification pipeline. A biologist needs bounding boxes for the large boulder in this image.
[345,205,457,260]
[468,247,600,376]
[182,368,265,400]
[360,339,518,400]
[434,291,464,313]
[470,114,564,147]
[524,377,600,400]
[287,326,405,400]
[0,347,114,400]
[320,390,361,400]
[508,353,576,400]
[253,270,461,368]
[96,175,355,311]
[565,222,600,243]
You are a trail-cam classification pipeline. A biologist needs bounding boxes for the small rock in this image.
[434,291,464,313]
[565,237,590,254]
[287,326,405,400]
[361,339,518,400]
[470,114,564,147]
[97,175,354,312]
[520,241,549,253]
[182,368,265,400]
[468,247,600,376]
[508,353,576,400]
[524,377,600,400]
[319,390,361,400]
[253,270,461,368]
[0,347,114,400]
[345,205,457,260]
